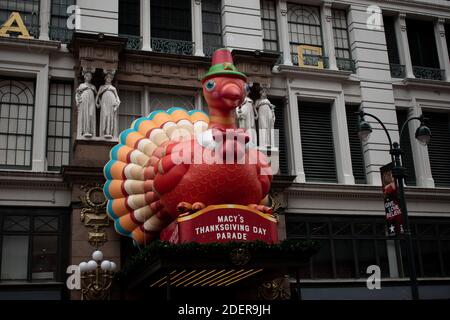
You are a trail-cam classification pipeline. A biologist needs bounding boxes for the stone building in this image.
[0,0,449,300]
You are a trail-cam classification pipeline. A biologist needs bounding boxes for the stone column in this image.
[434,18,450,81]
[141,0,152,51]
[192,0,204,56]
[277,0,292,65]
[395,13,415,78]
[33,64,50,171]
[332,93,355,184]
[39,0,51,40]
[409,100,435,188]
[320,1,338,70]
[286,84,305,183]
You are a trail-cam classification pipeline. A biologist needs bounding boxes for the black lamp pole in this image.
[357,111,430,300]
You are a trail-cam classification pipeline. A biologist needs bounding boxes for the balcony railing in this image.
[151,37,194,56]
[49,26,73,44]
[413,66,445,81]
[336,57,356,73]
[204,45,223,57]
[390,64,406,78]
[120,34,143,50]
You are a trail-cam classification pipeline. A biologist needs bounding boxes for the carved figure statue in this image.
[75,71,97,138]
[236,96,258,144]
[96,71,121,139]
[255,89,276,148]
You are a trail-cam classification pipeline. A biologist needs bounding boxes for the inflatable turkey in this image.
[104,49,273,245]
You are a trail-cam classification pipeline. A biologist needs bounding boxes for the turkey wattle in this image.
[104,49,273,245]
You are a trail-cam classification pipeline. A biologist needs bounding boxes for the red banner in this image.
[380,163,404,236]
[163,205,278,244]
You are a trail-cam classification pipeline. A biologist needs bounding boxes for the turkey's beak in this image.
[221,83,243,107]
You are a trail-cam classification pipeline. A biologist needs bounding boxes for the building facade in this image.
[0,0,449,300]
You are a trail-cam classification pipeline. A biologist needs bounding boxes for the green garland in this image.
[120,239,320,279]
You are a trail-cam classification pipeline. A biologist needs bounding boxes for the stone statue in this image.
[236,97,258,144]
[255,90,276,148]
[75,71,97,138]
[96,71,121,139]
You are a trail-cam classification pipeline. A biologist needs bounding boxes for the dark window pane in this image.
[406,19,439,68]
[34,216,59,232]
[377,240,390,278]
[312,239,333,278]
[3,216,30,232]
[419,240,442,277]
[332,221,352,236]
[441,240,450,276]
[31,236,58,280]
[356,240,377,278]
[354,223,374,236]
[310,222,329,236]
[383,15,400,64]
[346,105,366,184]
[396,110,416,186]
[1,235,29,280]
[334,239,355,278]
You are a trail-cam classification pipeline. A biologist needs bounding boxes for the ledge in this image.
[0,171,67,189]
[276,64,353,81]
[0,36,61,51]
[394,77,450,90]
[285,182,450,202]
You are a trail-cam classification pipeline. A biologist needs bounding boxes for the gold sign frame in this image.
[297,45,324,69]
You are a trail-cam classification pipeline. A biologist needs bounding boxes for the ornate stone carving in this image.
[80,184,109,248]
[97,70,121,140]
[258,275,291,300]
[236,97,258,144]
[76,69,97,138]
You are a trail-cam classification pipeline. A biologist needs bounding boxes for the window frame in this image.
[0,208,69,283]
[331,9,351,60]
[202,0,223,56]
[46,81,73,171]
[261,0,279,52]
[0,76,36,170]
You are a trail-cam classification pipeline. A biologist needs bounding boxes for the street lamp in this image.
[357,111,431,301]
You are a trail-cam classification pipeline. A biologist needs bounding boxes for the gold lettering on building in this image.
[0,12,33,39]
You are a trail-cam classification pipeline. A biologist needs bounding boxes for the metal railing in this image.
[390,64,406,78]
[151,37,194,56]
[49,26,73,44]
[336,57,356,73]
[413,66,445,81]
[120,34,143,50]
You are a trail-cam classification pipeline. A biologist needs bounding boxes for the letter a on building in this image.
[0,12,33,39]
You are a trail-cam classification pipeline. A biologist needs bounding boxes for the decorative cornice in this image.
[0,171,68,190]
[276,64,353,82]
[396,78,450,90]
[285,183,450,202]
[0,36,61,51]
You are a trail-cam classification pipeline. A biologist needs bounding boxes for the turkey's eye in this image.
[205,80,216,91]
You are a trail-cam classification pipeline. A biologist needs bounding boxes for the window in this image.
[332,9,350,60]
[286,215,391,279]
[261,0,278,52]
[399,219,450,278]
[272,97,288,175]
[396,110,416,186]
[287,3,322,66]
[119,90,142,132]
[0,0,40,38]
[445,24,450,60]
[298,101,337,183]
[47,82,72,170]
[151,0,191,41]
[346,105,366,184]
[149,93,195,112]
[0,209,67,282]
[49,0,74,43]
[0,78,35,169]
[119,0,140,36]
[383,15,400,65]
[202,0,222,57]
[423,111,450,187]
[406,19,443,80]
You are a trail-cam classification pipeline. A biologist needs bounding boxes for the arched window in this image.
[287,4,323,65]
[0,79,35,168]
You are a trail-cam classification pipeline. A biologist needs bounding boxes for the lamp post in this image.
[357,111,431,301]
